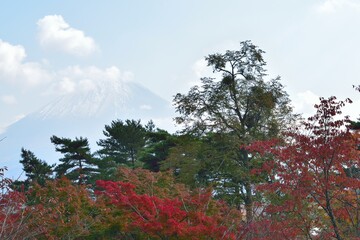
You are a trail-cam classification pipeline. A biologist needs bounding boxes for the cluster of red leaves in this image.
[0,190,29,239]
[0,167,30,239]
[247,96,360,239]
[95,179,241,239]
[0,167,244,239]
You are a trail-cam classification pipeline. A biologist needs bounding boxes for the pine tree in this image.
[51,136,97,184]
[97,119,146,167]
[19,148,53,186]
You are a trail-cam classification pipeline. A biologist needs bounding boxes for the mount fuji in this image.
[0,79,177,179]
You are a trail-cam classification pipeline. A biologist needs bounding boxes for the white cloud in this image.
[0,39,127,95]
[0,39,50,86]
[37,15,98,56]
[292,90,320,117]
[316,0,360,13]
[1,95,17,105]
[0,40,25,72]
[58,77,76,94]
[79,79,96,92]
[47,65,131,96]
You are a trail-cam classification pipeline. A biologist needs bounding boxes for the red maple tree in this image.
[247,96,360,239]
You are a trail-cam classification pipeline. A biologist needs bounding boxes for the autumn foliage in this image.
[95,168,242,239]
[0,167,30,239]
[26,177,98,239]
[247,96,360,239]
[0,167,244,239]
[1,92,359,239]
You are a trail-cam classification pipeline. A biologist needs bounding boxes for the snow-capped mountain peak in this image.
[38,77,129,119]
[0,80,175,179]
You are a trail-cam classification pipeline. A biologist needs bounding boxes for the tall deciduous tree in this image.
[173,41,294,223]
[97,119,146,167]
[163,133,239,190]
[51,135,97,184]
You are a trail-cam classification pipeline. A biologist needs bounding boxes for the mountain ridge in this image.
[0,81,176,179]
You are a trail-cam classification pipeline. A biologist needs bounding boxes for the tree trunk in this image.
[78,159,83,185]
[244,182,253,223]
[325,190,343,240]
[244,182,253,240]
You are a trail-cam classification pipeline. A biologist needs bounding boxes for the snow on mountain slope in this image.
[0,81,176,179]
[38,72,129,119]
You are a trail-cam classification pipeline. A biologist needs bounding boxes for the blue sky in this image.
[1,0,360,133]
